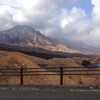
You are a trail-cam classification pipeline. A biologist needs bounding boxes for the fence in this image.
[0,66,100,85]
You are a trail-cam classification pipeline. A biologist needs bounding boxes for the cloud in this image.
[83,27,100,46]
[0,0,100,46]
[91,0,100,24]
[12,0,77,26]
[60,7,87,31]
[0,0,19,7]
[0,0,78,28]
[83,0,100,46]
[0,5,16,30]
[45,7,88,39]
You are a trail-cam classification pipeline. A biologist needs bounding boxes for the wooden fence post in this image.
[20,66,23,85]
[60,67,63,85]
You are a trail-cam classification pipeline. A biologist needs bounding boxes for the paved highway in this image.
[0,85,100,100]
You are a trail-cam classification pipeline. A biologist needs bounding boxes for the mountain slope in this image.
[55,37,100,54]
[0,25,81,53]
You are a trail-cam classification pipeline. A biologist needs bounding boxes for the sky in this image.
[0,0,100,46]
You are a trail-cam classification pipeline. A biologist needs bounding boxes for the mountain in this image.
[0,25,81,53]
[54,37,100,54]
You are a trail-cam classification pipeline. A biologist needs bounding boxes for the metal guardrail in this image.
[0,66,100,85]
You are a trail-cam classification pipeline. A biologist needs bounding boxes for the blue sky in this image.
[0,0,100,46]
[76,0,93,18]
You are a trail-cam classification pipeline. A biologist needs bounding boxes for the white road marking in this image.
[1,88,7,90]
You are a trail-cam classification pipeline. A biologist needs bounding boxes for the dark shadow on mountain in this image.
[0,44,93,60]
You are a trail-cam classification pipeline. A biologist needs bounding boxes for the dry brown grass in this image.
[1,50,100,85]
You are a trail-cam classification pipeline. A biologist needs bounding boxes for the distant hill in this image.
[54,37,100,55]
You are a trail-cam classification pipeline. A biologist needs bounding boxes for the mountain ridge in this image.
[0,25,81,53]
[50,36,100,55]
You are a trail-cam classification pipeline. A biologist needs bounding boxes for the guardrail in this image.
[0,66,100,85]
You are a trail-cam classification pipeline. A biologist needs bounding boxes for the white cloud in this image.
[22,0,38,9]
[83,27,100,46]
[1,0,100,46]
[0,0,19,6]
[82,0,100,46]
[0,0,78,29]
[0,5,16,30]
[56,7,88,39]
[92,0,100,24]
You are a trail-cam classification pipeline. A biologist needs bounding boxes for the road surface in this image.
[0,85,100,100]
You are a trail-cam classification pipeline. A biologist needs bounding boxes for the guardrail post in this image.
[20,66,23,85]
[60,67,63,85]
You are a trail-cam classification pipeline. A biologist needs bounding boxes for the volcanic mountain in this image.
[0,25,81,53]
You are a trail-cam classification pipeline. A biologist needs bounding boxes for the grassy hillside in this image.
[0,50,100,85]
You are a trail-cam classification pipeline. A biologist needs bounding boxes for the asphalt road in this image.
[0,85,100,100]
